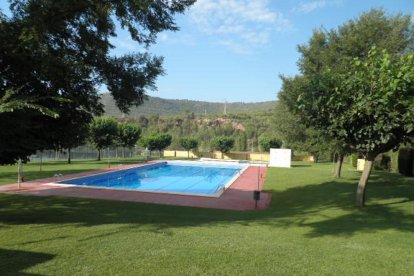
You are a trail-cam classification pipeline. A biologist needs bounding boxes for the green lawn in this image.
[0,158,148,186]
[1,160,413,275]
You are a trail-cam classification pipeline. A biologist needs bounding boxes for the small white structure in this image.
[269,148,291,168]
[357,159,365,171]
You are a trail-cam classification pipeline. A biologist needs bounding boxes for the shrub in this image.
[211,136,234,158]
[179,137,198,158]
[389,150,399,172]
[89,117,119,160]
[374,154,391,171]
[139,133,172,156]
[258,135,282,152]
[117,123,141,157]
[350,153,358,168]
[398,148,414,176]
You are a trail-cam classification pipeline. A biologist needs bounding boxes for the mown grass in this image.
[0,157,151,186]
[0,160,413,275]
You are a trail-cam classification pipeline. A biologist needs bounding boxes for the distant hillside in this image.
[101,93,276,118]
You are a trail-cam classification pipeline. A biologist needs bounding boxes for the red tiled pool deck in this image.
[0,162,271,211]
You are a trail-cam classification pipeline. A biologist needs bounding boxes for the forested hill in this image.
[101,93,276,117]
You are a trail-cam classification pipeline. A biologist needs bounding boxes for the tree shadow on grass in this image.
[0,169,413,238]
[0,248,55,275]
[300,171,414,237]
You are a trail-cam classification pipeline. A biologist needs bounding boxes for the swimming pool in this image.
[57,161,248,197]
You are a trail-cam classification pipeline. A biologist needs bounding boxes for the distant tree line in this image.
[126,111,280,153]
[101,93,276,117]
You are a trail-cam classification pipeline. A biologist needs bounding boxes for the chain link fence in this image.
[30,146,143,161]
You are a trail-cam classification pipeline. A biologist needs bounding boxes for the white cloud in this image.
[157,33,196,46]
[296,0,326,13]
[189,0,291,54]
[294,0,342,14]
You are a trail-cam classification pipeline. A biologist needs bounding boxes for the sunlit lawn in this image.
[1,160,413,275]
[0,157,150,186]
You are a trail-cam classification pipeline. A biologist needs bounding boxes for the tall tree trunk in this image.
[97,149,101,161]
[313,154,318,163]
[17,159,23,189]
[68,148,71,164]
[356,155,375,208]
[334,154,344,178]
[123,147,125,158]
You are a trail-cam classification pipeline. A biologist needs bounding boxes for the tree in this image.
[117,123,141,158]
[58,123,89,164]
[300,128,330,164]
[258,135,282,152]
[297,48,414,207]
[157,134,172,156]
[0,89,59,118]
[89,117,119,161]
[40,101,92,164]
[280,8,414,179]
[139,136,157,157]
[0,90,65,164]
[211,136,234,159]
[297,8,413,76]
[179,137,198,158]
[330,141,352,178]
[234,131,247,151]
[140,133,172,157]
[0,0,195,165]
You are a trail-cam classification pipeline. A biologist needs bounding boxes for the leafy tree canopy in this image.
[117,123,141,149]
[297,8,414,76]
[272,102,307,149]
[298,48,414,157]
[1,0,194,112]
[139,133,172,154]
[0,0,194,164]
[157,133,173,153]
[211,136,235,154]
[258,135,281,152]
[179,137,198,152]
[89,117,118,160]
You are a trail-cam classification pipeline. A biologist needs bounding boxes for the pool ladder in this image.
[54,173,64,182]
[214,185,225,194]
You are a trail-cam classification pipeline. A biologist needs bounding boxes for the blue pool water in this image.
[58,161,246,196]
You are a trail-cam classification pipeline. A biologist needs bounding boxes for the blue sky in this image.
[2,1,413,102]
[113,0,414,102]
